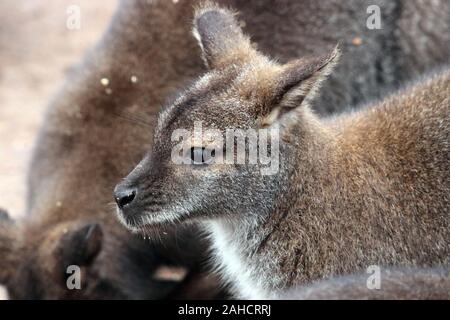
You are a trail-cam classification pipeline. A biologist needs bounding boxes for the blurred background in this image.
[0,0,117,218]
[0,1,117,298]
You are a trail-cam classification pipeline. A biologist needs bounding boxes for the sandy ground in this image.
[0,0,117,299]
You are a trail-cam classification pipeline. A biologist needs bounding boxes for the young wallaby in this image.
[1,0,448,299]
[281,268,450,300]
[114,4,450,299]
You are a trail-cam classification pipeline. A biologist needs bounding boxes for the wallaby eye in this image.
[189,147,215,165]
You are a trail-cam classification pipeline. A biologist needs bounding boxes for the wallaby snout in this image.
[114,181,141,231]
[114,184,137,210]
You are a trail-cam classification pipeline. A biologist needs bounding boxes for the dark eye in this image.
[189,147,215,165]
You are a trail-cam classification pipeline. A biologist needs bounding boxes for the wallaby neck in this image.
[205,108,338,299]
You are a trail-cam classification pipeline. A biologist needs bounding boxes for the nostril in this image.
[115,188,137,209]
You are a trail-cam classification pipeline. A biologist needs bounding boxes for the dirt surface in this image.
[0,0,117,299]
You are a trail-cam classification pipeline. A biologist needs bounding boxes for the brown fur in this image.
[115,4,450,299]
[1,0,448,299]
[0,210,19,284]
[281,268,450,300]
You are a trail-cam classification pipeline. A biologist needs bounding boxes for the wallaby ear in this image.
[193,3,255,69]
[0,209,19,284]
[57,222,103,267]
[262,46,340,127]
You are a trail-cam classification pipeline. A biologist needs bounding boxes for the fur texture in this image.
[116,3,450,299]
[1,0,448,299]
[281,268,450,300]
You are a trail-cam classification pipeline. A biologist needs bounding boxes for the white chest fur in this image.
[205,221,279,300]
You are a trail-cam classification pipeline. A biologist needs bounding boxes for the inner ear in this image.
[275,47,340,107]
[262,47,340,127]
[57,222,103,267]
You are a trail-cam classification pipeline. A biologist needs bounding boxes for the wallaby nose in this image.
[114,185,137,209]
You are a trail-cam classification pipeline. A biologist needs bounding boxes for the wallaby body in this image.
[206,69,450,299]
[1,0,448,299]
[281,268,450,300]
[115,4,450,300]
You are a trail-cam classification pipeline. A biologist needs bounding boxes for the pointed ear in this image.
[262,47,340,127]
[193,3,256,69]
[57,222,103,267]
[0,209,19,284]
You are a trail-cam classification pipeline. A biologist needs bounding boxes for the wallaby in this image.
[114,4,450,299]
[1,0,448,299]
[281,268,450,300]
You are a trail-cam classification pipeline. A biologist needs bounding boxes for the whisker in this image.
[111,110,154,128]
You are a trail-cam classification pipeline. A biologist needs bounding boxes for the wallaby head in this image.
[114,3,339,231]
[0,214,126,299]
[2,1,229,300]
